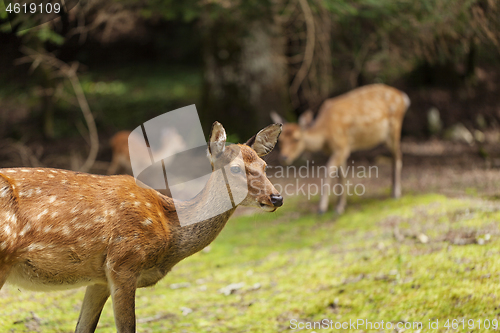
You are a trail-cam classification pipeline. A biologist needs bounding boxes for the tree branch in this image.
[289,0,315,107]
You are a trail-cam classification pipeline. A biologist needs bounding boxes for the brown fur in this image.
[107,131,133,175]
[0,122,282,333]
[274,84,409,214]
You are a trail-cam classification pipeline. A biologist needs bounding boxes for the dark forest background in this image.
[1,0,499,172]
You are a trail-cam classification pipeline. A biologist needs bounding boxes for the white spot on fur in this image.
[35,188,42,195]
[0,241,6,250]
[70,207,78,214]
[50,212,58,219]
[27,243,46,251]
[0,186,9,198]
[21,169,30,173]
[3,224,12,236]
[6,212,17,224]
[19,223,32,236]
[36,170,45,173]
[48,195,57,204]
[145,202,152,208]
[62,226,71,235]
[134,202,141,207]
[37,209,49,220]
[6,170,16,173]
[48,174,55,178]
[142,218,153,226]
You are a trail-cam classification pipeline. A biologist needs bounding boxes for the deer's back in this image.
[0,168,177,291]
[315,84,409,151]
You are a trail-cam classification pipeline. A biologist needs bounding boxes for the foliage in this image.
[323,0,500,85]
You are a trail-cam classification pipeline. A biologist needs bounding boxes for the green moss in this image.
[1,193,499,332]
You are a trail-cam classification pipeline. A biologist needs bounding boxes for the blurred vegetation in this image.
[1,193,499,332]
[0,0,499,167]
[79,65,202,131]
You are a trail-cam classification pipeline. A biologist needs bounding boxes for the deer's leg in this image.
[107,270,138,333]
[107,157,120,175]
[391,146,402,199]
[75,284,110,333]
[319,149,350,214]
[386,124,402,199]
[335,153,349,215]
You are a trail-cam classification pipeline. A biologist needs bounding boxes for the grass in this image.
[1,193,499,332]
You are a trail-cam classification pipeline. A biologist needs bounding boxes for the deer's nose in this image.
[270,194,283,207]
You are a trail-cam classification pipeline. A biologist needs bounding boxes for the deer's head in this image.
[208,122,283,212]
[270,110,313,165]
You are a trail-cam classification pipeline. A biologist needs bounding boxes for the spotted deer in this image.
[107,128,187,175]
[271,83,409,214]
[0,122,283,333]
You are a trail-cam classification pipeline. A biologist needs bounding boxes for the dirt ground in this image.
[265,138,500,204]
[1,137,499,204]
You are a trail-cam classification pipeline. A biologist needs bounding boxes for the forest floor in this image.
[1,139,500,332]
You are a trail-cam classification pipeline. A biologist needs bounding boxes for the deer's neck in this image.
[169,170,236,259]
[303,125,326,152]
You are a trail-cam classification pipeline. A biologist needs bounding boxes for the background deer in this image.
[107,128,187,175]
[271,83,409,214]
[0,121,283,333]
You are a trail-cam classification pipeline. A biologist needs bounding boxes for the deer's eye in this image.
[230,166,242,174]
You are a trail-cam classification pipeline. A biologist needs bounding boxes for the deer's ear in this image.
[208,121,226,157]
[245,123,282,157]
[299,109,314,128]
[270,111,286,124]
